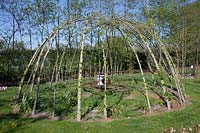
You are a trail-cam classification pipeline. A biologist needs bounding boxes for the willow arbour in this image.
[16,15,186,122]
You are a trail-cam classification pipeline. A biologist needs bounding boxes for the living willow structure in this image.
[16,16,186,121]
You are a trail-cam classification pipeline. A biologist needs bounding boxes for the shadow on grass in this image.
[82,87,126,119]
[0,99,10,107]
[81,94,104,120]
[0,112,46,133]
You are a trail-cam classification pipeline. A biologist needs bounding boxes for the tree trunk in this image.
[12,14,15,52]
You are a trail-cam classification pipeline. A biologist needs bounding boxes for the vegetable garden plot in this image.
[16,16,186,121]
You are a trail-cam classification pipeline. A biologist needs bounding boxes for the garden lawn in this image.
[0,78,200,133]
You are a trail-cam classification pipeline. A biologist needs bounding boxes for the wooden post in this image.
[102,42,108,119]
[77,32,86,122]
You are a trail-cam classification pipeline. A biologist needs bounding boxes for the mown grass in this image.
[0,74,200,133]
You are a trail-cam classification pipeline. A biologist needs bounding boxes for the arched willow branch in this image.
[119,30,152,112]
[17,16,186,121]
[32,41,52,115]
[116,17,185,106]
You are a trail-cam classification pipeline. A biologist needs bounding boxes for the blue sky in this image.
[0,0,196,49]
[0,0,139,49]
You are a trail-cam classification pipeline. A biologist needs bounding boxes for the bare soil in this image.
[22,112,64,120]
